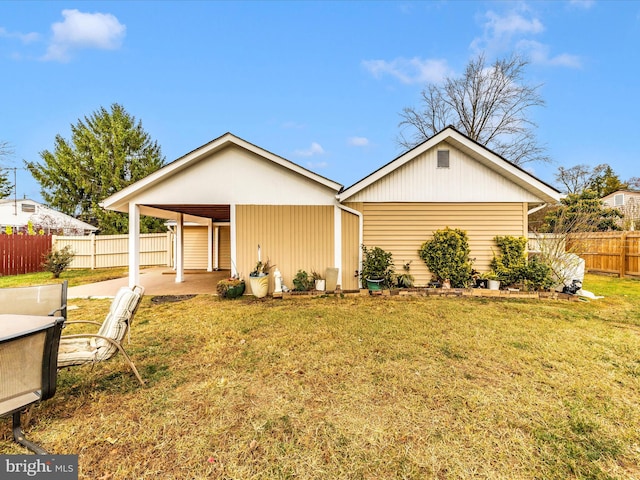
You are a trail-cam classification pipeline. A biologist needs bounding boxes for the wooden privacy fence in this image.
[566,231,640,278]
[53,232,173,269]
[0,235,53,276]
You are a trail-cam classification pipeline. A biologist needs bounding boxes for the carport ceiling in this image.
[145,204,230,222]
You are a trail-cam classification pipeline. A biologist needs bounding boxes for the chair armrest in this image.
[64,320,102,326]
[48,303,67,318]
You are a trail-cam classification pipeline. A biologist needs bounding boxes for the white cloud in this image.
[362,57,451,84]
[472,8,580,69]
[348,136,369,147]
[0,26,40,44]
[43,9,126,62]
[568,0,595,9]
[306,161,328,169]
[517,40,582,68]
[471,9,544,54]
[294,142,325,157]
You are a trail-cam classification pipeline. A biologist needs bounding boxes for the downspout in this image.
[334,198,364,289]
[527,203,548,216]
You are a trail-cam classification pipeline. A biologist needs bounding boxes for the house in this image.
[0,198,97,236]
[601,190,640,230]
[100,126,561,292]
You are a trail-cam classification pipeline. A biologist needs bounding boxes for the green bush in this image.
[42,245,75,278]
[523,256,555,291]
[490,236,554,290]
[360,245,395,288]
[419,228,473,288]
[293,270,314,291]
[490,236,528,286]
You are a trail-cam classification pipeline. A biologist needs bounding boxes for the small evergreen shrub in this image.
[419,227,473,288]
[490,236,554,290]
[42,245,75,278]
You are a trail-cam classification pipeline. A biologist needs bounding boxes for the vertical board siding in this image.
[341,203,363,291]
[236,205,334,294]
[219,226,231,269]
[54,233,171,269]
[0,235,53,275]
[362,202,526,286]
[184,227,208,270]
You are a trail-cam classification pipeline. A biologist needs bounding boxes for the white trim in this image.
[214,225,220,270]
[207,220,213,272]
[100,133,342,211]
[175,213,184,283]
[128,203,140,288]
[333,205,341,286]
[338,127,560,204]
[335,201,363,289]
[230,204,237,277]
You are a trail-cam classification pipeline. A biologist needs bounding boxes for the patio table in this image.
[0,313,64,453]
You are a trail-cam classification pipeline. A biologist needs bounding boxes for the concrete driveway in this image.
[68,268,231,298]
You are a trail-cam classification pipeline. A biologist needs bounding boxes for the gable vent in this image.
[614,194,624,207]
[437,150,450,168]
[21,203,36,213]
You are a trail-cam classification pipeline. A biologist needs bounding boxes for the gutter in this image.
[335,199,363,288]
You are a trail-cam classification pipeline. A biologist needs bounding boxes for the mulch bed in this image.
[150,295,197,305]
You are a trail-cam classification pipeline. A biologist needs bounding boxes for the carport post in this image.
[207,220,213,272]
[128,203,141,288]
[175,213,184,283]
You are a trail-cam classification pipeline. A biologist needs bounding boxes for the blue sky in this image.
[1,0,638,202]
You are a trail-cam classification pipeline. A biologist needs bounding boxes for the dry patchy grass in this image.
[1,274,639,479]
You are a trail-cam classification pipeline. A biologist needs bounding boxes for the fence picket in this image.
[0,235,53,276]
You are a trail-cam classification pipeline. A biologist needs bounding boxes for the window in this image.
[21,203,36,213]
[437,150,450,168]
[614,194,624,207]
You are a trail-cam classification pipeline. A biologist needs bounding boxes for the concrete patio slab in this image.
[68,268,230,298]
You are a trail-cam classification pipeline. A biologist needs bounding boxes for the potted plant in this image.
[312,271,326,291]
[472,270,488,289]
[396,261,414,288]
[486,272,500,290]
[249,258,273,298]
[360,245,395,291]
[216,277,245,299]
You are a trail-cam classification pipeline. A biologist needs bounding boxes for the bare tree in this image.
[0,141,14,198]
[398,54,549,166]
[554,164,593,194]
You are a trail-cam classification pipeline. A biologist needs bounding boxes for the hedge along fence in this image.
[53,232,173,269]
[0,234,53,275]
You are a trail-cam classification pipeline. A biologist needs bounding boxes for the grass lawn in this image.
[1,274,639,479]
[0,267,129,288]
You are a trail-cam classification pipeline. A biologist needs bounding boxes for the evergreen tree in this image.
[0,141,14,199]
[26,104,166,234]
[587,164,628,197]
[540,189,622,233]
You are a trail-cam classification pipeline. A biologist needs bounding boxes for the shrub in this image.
[396,261,414,288]
[293,270,314,291]
[360,245,395,288]
[419,228,473,287]
[490,236,528,286]
[490,236,554,290]
[42,245,75,278]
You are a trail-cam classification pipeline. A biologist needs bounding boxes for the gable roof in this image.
[101,132,343,211]
[338,126,561,204]
[0,198,97,233]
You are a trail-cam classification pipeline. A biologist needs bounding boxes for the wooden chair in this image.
[57,285,145,385]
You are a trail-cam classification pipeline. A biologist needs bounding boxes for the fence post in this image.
[90,233,96,270]
[620,231,628,278]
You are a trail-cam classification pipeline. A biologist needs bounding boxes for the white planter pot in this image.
[315,279,326,291]
[249,275,269,298]
[488,279,500,291]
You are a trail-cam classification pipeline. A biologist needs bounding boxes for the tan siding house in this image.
[101,127,561,293]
